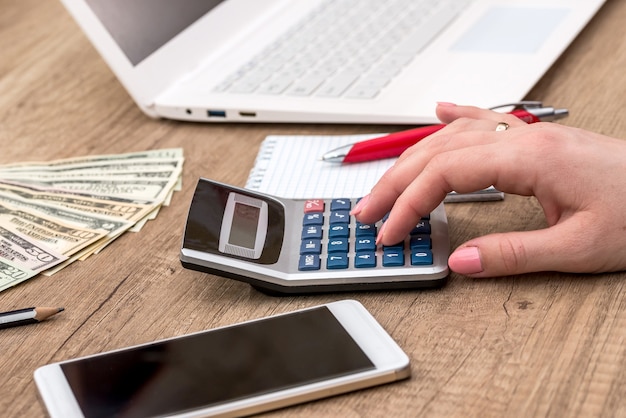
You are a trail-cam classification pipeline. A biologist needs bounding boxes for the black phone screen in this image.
[60,307,375,418]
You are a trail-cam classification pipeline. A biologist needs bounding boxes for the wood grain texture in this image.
[0,1,625,417]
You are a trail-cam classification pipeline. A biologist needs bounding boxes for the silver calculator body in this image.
[180,178,449,294]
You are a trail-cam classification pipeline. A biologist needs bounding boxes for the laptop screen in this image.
[86,0,224,66]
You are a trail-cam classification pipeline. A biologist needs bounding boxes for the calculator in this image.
[180,178,449,294]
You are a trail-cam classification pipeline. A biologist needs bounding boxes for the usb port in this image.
[207,110,226,118]
[239,111,257,117]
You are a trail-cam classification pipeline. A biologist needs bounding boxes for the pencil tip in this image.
[57,307,65,313]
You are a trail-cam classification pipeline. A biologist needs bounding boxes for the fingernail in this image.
[375,222,387,246]
[448,247,483,275]
[351,194,370,216]
[437,101,457,107]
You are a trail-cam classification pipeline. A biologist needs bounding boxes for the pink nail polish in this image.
[448,247,483,275]
[351,194,370,216]
[437,101,457,107]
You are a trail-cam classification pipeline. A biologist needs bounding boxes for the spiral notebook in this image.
[245,134,503,202]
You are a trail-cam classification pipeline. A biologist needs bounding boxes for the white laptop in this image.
[59,0,605,124]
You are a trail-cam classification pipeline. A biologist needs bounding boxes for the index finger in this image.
[376,138,538,246]
[355,118,509,224]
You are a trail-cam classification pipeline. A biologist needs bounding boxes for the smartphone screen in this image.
[59,306,376,418]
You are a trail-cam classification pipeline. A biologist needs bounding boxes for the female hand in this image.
[351,103,626,277]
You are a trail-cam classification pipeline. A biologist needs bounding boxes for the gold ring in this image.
[495,122,509,132]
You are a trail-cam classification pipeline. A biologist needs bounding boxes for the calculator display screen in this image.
[183,179,284,264]
[229,203,260,249]
[219,193,268,259]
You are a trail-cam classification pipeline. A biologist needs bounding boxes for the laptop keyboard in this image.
[213,0,471,99]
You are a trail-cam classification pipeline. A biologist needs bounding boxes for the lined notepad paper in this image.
[245,134,503,202]
[246,134,390,199]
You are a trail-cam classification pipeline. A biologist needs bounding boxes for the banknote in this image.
[0,148,184,290]
[0,157,183,172]
[0,149,184,171]
[0,202,108,257]
[0,159,183,181]
[0,258,37,292]
[0,191,137,258]
[0,191,133,237]
[0,182,156,224]
[1,170,178,181]
[0,226,67,272]
[5,177,180,205]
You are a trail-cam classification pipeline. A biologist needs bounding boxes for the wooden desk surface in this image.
[1,1,625,416]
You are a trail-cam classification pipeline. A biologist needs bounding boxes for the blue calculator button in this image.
[411,220,431,235]
[409,234,431,250]
[328,238,349,253]
[328,223,349,238]
[301,225,323,239]
[382,248,405,267]
[355,222,376,236]
[355,252,376,268]
[298,254,321,271]
[300,239,321,254]
[355,237,376,252]
[383,242,404,251]
[330,199,351,211]
[327,254,349,269]
[329,210,350,224]
[411,250,433,265]
[303,212,323,226]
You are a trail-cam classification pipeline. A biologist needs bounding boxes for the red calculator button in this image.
[304,199,324,213]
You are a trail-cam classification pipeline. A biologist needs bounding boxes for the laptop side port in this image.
[207,110,226,117]
[239,111,257,117]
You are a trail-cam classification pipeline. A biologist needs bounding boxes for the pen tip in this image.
[555,108,569,119]
[319,154,344,163]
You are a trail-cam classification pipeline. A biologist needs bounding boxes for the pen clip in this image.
[490,101,543,111]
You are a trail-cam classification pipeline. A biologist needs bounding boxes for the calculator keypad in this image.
[298,198,434,271]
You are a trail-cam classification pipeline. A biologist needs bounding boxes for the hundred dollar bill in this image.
[0,158,183,179]
[0,157,183,172]
[0,258,37,292]
[0,148,184,171]
[0,191,133,237]
[0,191,134,256]
[0,226,67,272]
[0,170,179,181]
[0,182,155,224]
[0,202,108,257]
[5,177,180,205]
[0,148,185,286]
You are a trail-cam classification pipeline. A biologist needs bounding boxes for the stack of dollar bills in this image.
[0,148,184,292]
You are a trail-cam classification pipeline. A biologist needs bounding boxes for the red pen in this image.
[321,104,569,163]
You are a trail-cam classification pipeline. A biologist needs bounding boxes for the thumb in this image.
[448,222,588,277]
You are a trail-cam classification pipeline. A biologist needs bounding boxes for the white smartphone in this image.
[34,300,410,418]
